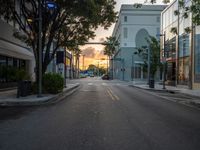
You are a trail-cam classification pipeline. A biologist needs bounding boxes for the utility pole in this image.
[107,56,109,74]
[98,61,100,77]
[82,54,85,70]
[64,49,66,87]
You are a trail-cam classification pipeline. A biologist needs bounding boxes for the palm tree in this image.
[103,36,119,75]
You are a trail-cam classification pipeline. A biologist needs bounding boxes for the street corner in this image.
[0,83,80,107]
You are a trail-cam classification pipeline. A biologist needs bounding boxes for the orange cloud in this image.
[80,46,108,70]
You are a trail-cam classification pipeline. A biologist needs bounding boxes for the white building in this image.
[112,4,167,81]
[0,16,35,89]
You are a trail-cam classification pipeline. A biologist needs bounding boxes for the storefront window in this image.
[194,26,200,82]
[0,55,7,82]
[178,34,190,85]
[0,55,26,83]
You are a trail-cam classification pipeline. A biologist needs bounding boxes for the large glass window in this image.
[178,34,190,85]
[0,55,7,82]
[194,26,200,82]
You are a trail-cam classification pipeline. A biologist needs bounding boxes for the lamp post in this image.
[97,61,100,77]
[107,56,109,74]
[159,32,166,89]
[132,54,134,81]
[82,54,85,70]
[147,47,151,85]
[37,0,57,97]
[132,52,138,82]
[121,58,125,81]
[38,0,42,97]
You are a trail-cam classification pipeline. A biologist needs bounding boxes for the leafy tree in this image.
[103,36,119,74]
[136,36,162,78]
[104,36,118,58]
[87,64,97,71]
[98,67,106,75]
[0,0,117,81]
[173,0,200,33]
[146,0,200,28]
[87,64,106,76]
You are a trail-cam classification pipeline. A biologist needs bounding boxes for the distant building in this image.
[46,47,73,79]
[111,4,167,81]
[161,0,200,89]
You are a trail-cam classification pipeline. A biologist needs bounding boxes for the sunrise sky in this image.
[79,0,167,70]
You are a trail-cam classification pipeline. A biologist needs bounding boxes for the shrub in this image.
[15,69,30,81]
[43,73,64,94]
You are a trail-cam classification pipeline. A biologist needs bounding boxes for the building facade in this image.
[112,4,167,81]
[161,0,200,89]
[0,15,35,89]
[0,1,73,89]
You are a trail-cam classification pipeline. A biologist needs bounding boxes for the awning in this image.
[0,39,34,60]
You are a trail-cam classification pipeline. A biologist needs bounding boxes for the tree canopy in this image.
[136,36,162,78]
[176,0,200,27]
[103,36,118,58]
[0,0,117,75]
[146,0,200,26]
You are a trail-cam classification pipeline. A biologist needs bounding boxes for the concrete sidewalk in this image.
[0,83,80,107]
[128,81,200,108]
[130,81,200,98]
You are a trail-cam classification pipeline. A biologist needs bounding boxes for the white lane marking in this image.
[102,83,107,86]
[88,83,93,85]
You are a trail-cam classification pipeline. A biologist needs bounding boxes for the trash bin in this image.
[17,80,32,98]
[149,79,154,88]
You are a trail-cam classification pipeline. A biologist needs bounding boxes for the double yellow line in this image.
[107,87,119,101]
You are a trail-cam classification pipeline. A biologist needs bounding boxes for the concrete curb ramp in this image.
[0,83,80,107]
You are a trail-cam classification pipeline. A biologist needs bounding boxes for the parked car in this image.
[101,74,109,80]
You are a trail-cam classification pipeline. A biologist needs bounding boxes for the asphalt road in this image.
[0,78,200,150]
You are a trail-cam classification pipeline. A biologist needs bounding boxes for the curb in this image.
[129,85,180,94]
[130,84,200,109]
[0,84,80,107]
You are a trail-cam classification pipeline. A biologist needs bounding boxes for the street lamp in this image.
[38,0,57,97]
[82,54,85,70]
[132,51,138,82]
[147,47,151,85]
[38,0,42,97]
[158,32,166,89]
